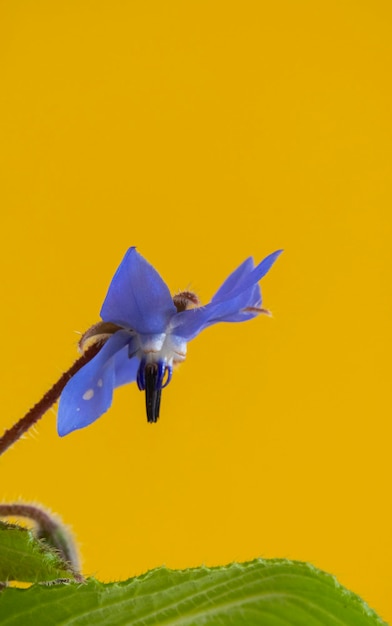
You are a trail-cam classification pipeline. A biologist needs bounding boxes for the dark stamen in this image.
[145,363,162,423]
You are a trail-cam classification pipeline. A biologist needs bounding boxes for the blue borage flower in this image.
[57,247,282,436]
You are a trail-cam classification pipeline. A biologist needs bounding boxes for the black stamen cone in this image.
[145,363,162,423]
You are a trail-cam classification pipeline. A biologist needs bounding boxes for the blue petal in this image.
[172,250,282,340]
[100,248,177,334]
[57,331,132,436]
[227,249,283,296]
[113,345,139,387]
[172,286,256,340]
[218,284,262,322]
[211,257,254,302]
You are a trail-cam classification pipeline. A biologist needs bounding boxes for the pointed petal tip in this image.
[100,247,176,334]
[57,418,75,437]
[268,248,284,261]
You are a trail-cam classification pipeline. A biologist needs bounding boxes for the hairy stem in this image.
[0,503,58,532]
[0,342,102,457]
[0,503,82,579]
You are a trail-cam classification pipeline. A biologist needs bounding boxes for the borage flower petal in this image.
[113,344,140,388]
[100,247,177,334]
[216,249,282,299]
[211,257,255,303]
[58,247,282,435]
[58,331,136,436]
[171,250,283,340]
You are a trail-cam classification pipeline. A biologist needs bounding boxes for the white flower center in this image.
[137,332,187,367]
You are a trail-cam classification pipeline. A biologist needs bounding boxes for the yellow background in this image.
[1,1,391,622]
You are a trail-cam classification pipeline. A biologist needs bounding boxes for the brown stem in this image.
[0,503,83,581]
[0,503,57,531]
[0,342,102,457]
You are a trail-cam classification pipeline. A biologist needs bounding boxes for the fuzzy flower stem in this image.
[0,503,83,580]
[0,342,103,457]
[0,503,59,532]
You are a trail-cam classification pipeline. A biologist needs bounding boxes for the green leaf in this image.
[0,521,77,583]
[0,559,386,625]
